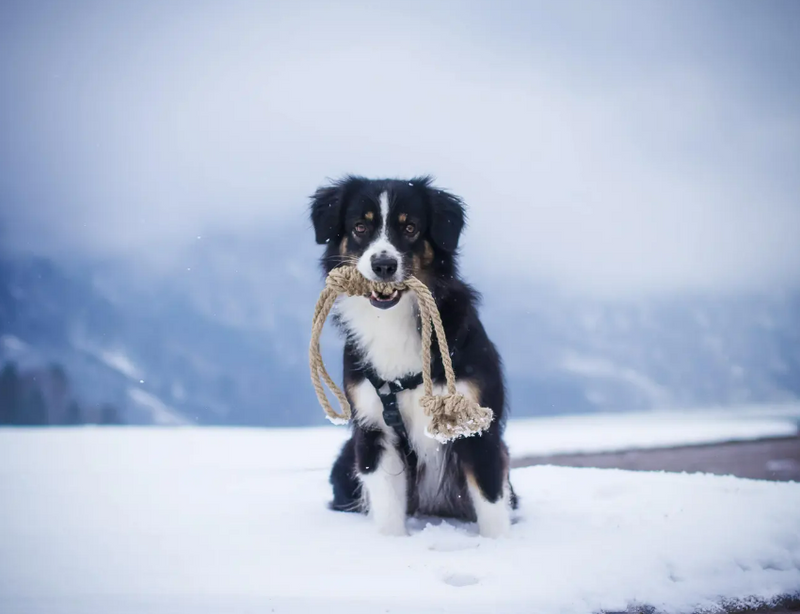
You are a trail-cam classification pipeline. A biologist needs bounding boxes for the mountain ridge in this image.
[1,244,797,426]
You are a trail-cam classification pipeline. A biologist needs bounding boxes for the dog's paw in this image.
[477,512,511,538]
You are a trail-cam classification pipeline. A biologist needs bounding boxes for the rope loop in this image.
[309,266,493,441]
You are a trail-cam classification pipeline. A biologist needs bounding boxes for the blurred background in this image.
[1,0,798,430]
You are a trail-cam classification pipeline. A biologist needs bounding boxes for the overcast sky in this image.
[1,0,798,296]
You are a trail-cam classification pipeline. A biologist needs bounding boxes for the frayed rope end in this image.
[325,414,350,426]
[420,393,493,442]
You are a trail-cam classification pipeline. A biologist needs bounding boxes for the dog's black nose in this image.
[371,254,398,280]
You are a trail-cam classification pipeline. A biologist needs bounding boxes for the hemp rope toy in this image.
[309,265,494,442]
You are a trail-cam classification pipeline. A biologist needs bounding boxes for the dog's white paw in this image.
[478,515,510,538]
[476,504,511,538]
[376,520,408,537]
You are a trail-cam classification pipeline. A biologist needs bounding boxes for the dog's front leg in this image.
[455,431,512,538]
[465,469,511,538]
[356,427,408,536]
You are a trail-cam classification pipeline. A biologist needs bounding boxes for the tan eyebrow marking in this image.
[364,211,374,221]
[398,213,407,223]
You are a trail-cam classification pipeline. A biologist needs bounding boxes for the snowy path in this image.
[1,427,799,614]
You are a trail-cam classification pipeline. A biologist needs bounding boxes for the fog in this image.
[1,0,799,296]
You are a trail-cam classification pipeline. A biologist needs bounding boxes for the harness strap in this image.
[364,369,423,440]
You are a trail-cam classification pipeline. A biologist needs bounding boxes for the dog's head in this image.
[310,176,465,309]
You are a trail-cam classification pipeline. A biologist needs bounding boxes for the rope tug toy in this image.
[309,266,493,442]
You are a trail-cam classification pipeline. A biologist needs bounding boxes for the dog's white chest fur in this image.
[336,292,422,380]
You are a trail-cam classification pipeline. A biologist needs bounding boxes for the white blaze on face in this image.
[357,191,404,282]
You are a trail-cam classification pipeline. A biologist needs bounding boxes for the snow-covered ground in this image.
[1,423,799,614]
[506,403,800,458]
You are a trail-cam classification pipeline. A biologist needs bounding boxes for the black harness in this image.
[363,369,423,441]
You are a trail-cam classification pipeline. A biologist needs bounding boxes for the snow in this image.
[506,404,800,458]
[0,334,28,353]
[127,388,192,425]
[70,337,145,381]
[98,348,143,380]
[0,427,798,614]
[560,351,672,406]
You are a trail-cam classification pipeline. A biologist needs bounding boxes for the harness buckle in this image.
[365,369,423,437]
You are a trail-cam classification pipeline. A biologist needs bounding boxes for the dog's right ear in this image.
[309,176,364,245]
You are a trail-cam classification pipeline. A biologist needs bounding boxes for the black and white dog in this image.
[310,176,515,537]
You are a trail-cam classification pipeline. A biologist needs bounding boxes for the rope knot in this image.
[325,266,399,297]
[310,266,494,442]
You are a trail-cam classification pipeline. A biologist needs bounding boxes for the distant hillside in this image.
[1,243,798,426]
[0,361,121,426]
[0,251,321,426]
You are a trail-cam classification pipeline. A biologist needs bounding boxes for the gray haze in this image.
[1,0,799,296]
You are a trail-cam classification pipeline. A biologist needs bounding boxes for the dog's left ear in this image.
[425,183,466,253]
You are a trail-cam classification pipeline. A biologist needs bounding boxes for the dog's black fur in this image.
[310,175,516,524]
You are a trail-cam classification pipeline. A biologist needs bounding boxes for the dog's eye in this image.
[404,223,417,235]
[353,223,367,235]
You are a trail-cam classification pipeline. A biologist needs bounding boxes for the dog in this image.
[310,175,515,537]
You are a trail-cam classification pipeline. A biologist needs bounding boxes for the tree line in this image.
[0,362,122,426]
